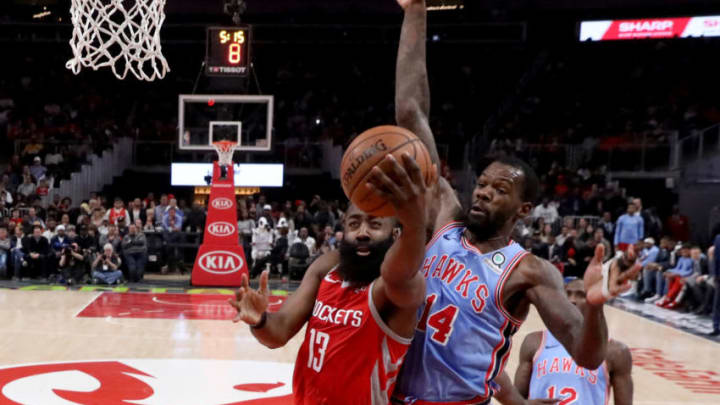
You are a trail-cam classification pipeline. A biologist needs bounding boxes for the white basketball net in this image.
[66,0,170,81]
[213,142,238,167]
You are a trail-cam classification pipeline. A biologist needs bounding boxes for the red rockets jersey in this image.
[293,268,412,405]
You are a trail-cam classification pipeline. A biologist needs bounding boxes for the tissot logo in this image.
[199,251,244,274]
[208,221,235,237]
[211,198,233,210]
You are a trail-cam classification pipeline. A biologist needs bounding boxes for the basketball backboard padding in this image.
[179,94,273,151]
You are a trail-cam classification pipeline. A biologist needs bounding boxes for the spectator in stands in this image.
[644,237,675,303]
[295,226,317,258]
[29,156,47,181]
[593,228,612,261]
[42,218,57,240]
[59,242,86,285]
[105,198,128,225]
[144,209,156,231]
[259,204,274,228]
[237,206,254,246]
[162,207,183,231]
[655,243,694,308]
[22,137,43,159]
[556,225,570,247]
[270,218,290,275]
[0,226,10,278]
[44,146,63,169]
[293,204,313,231]
[0,184,12,206]
[539,224,553,244]
[90,208,104,228]
[17,175,35,198]
[59,213,70,229]
[77,224,97,253]
[127,198,146,225]
[122,224,147,282]
[22,224,49,280]
[532,197,559,225]
[185,202,206,233]
[614,202,644,252]
[154,194,169,223]
[693,245,716,316]
[91,243,123,285]
[637,238,660,300]
[251,217,274,276]
[99,224,122,254]
[10,224,25,279]
[666,205,690,243]
[313,200,336,235]
[682,246,709,311]
[167,198,182,218]
[599,211,615,241]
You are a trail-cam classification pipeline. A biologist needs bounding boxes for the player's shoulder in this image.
[306,250,340,280]
[514,253,557,282]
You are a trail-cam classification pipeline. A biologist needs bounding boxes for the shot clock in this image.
[205,26,251,77]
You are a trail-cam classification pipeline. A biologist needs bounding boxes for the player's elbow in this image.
[572,349,605,370]
[395,99,422,125]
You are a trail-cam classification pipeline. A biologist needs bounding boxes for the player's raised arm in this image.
[228,250,339,348]
[522,246,641,369]
[395,0,439,164]
[367,153,428,309]
[521,253,608,370]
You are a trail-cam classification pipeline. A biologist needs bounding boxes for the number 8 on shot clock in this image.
[205,26,252,77]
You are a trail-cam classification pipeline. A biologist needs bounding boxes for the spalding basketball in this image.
[340,125,433,217]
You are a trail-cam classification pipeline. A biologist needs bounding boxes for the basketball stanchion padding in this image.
[191,141,249,287]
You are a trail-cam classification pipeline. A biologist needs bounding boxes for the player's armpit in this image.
[608,340,634,405]
[251,250,339,348]
[522,256,608,369]
[514,331,544,398]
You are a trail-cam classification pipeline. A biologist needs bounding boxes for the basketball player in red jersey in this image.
[229,153,436,404]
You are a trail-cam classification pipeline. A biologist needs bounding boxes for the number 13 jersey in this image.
[293,268,412,405]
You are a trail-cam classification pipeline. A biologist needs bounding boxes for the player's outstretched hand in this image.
[228,270,269,325]
[584,244,643,306]
[365,153,435,227]
[527,399,560,405]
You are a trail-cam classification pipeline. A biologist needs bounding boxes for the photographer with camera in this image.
[91,243,123,285]
[59,242,86,285]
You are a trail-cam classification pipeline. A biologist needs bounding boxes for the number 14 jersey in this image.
[293,268,412,405]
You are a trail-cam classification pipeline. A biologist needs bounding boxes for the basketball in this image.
[340,125,433,217]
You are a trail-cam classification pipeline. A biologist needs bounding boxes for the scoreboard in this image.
[205,26,252,77]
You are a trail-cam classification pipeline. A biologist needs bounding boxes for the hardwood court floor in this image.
[0,289,718,404]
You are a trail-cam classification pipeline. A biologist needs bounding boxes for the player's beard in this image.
[462,206,511,241]
[337,235,394,286]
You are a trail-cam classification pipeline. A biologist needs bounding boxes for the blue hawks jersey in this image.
[396,222,530,403]
[529,331,610,405]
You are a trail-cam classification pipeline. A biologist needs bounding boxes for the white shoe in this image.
[645,294,661,303]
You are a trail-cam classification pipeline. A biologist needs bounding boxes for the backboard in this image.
[178,95,273,151]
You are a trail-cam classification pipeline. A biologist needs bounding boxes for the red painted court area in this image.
[77,292,287,320]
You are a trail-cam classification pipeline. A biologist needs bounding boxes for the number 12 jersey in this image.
[292,268,412,405]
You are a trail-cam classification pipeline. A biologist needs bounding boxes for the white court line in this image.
[152,295,284,309]
[72,291,102,318]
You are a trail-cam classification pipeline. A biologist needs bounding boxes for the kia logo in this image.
[211,198,233,210]
[207,221,235,237]
[198,251,244,274]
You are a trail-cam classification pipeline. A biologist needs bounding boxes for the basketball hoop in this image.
[213,141,238,167]
[66,0,170,81]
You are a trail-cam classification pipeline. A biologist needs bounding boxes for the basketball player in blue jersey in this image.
[492,277,633,405]
[380,0,642,403]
